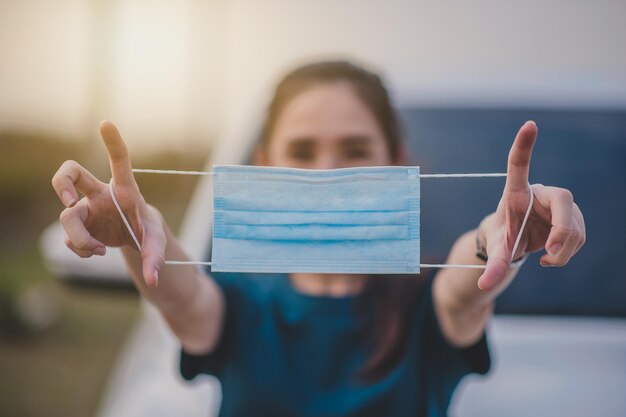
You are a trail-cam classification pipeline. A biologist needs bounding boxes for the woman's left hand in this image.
[477,121,586,291]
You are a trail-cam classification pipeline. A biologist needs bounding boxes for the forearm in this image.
[122,220,201,309]
[121,221,224,353]
[433,227,520,347]
[437,229,520,309]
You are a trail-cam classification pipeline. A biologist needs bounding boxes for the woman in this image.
[51,61,585,416]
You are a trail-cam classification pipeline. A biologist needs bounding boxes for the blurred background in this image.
[1,0,625,416]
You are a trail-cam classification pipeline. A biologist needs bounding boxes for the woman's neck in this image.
[289,273,368,297]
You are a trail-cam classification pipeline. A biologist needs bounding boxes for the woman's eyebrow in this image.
[286,137,315,148]
[339,135,373,146]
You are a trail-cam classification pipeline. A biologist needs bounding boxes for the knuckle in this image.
[532,183,545,192]
[569,228,581,240]
[529,184,544,196]
[553,225,575,237]
[555,188,573,203]
[74,236,91,250]
[52,165,70,188]
[59,208,73,223]
[508,158,526,169]
[61,159,80,172]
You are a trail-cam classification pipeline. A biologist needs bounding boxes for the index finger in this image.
[505,121,537,193]
[100,121,136,186]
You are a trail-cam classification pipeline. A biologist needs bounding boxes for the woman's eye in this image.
[345,148,371,159]
[288,149,314,160]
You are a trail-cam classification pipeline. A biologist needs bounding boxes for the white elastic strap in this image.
[108,179,142,252]
[110,171,534,270]
[132,168,508,179]
[109,179,204,266]
[511,184,534,264]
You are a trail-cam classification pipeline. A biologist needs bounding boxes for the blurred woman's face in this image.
[259,81,393,169]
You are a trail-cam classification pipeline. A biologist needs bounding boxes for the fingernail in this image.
[62,190,75,206]
[548,242,562,255]
[154,269,159,287]
[540,261,556,267]
[94,246,106,256]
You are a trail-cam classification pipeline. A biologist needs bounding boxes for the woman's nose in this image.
[312,153,338,170]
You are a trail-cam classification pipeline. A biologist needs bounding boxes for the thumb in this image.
[477,240,512,291]
[141,222,166,287]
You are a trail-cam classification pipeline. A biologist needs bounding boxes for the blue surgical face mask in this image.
[210,165,420,274]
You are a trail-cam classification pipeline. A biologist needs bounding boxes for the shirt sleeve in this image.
[179,272,244,380]
[421,275,491,378]
[414,275,491,412]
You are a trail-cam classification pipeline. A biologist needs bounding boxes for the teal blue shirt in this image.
[180,273,490,416]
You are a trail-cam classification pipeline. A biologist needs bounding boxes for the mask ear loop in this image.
[108,178,142,251]
[109,178,213,266]
[419,183,534,269]
[110,172,534,270]
[511,183,534,262]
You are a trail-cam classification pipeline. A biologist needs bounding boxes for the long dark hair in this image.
[257,60,426,382]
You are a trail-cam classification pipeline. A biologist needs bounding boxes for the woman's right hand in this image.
[51,121,165,287]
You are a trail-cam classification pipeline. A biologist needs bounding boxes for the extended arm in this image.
[52,121,225,354]
[433,121,585,347]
